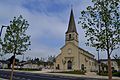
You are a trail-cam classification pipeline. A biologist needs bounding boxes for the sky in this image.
[0,0,119,61]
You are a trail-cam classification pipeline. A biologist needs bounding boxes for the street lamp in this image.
[0,25,9,59]
[0,25,9,37]
[0,25,9,68]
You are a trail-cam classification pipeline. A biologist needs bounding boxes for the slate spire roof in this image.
[66,9,78,34]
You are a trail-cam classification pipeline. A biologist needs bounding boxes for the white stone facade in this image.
[55,9,98,72]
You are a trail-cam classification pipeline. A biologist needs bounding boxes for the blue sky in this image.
[0,0,119,60]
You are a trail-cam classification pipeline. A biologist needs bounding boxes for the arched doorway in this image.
[81,64,84,71]
[67,60,72,69]
[56,64,60,70]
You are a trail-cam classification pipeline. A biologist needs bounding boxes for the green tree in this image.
[113,54,120,71]
[47,55,56,67]
[1,15,31,80]
[79,0,120,79]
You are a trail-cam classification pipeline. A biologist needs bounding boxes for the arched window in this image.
[69,34,71,39]
[67,60,72,69]
[56,64,60,69]
[81,64,84,71]
[76,35,77,39]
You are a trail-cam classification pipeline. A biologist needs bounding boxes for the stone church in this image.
[55,9,98,72]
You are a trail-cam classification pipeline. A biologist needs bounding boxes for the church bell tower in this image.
[65,9,79,46]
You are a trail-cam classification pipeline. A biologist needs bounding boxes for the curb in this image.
[0,78,8,80]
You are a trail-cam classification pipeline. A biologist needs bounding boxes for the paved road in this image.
[0,70,107,80]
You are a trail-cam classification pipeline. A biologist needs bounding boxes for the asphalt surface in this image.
[0,70,108,80]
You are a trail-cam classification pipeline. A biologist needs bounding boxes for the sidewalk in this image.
[1,69,120,80]
[44,72,120,80]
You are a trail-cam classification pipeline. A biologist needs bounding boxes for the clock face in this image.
[68,48,72,54]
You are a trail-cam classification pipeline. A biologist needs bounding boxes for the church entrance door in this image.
[67,60,72,69]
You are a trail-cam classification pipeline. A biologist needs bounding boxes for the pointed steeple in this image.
[66,9,78,34]
[65,8,79,46]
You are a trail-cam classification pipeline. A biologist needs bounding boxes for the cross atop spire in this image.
[66,8,78,34]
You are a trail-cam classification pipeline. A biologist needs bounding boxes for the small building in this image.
[100,59,119,71]
[18,61,39,69]
[0,60,9,69]
[22,63,38,69]
[55,9,97,72]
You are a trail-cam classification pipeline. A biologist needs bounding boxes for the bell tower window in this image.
[76,35,77,39]
[69,34,71,39]
[65,9,78,46]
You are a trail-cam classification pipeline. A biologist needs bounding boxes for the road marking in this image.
[14,76,20,79]
[21,77,26,80]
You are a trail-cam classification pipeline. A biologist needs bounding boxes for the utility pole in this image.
[97,49,100,75]
[22,53,24,61]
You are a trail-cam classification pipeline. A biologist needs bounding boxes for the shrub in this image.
[99,71,120,77]
[98,71,108,76]
[112,72,120,77]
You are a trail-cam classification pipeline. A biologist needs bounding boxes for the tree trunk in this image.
[10,54,15,80]
[106,23,112,80]
[108,54,112,80]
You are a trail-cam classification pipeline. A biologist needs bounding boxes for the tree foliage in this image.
[0,15,31,80]
[47,55,56,66]
[1,15,31,55]
[47,55,56,63]
[79,0,120,79]
[79,0,120,54]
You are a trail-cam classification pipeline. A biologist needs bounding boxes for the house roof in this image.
[60,42,94,58]
[79,47,95,57]
[100,59,116,61]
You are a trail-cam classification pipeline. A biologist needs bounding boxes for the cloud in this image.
[0,0,119,60]
[0,0,67,60]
